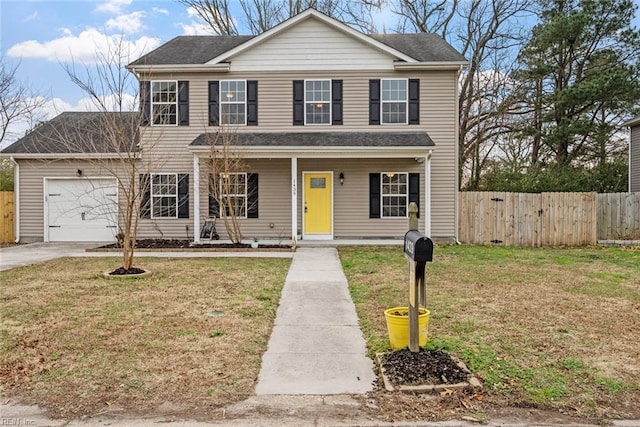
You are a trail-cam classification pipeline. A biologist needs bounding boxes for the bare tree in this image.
[179,0,382,34]
[0,56,46,147]
[392,0,532,189]
[56,38,168,273]
[205,127,258,244]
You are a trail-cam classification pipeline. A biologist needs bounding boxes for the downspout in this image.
[10,157,19,243]
[454,64,465,244]
[193,154,200,244]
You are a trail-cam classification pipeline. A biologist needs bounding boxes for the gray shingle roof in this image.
[127,32,465,67]
[370,33,466,62]
[190,132,435,148]
[1,112,138,154]
[129,35,254,66]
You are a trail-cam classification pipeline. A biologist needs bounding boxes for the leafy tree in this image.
[512,0,640,167]
[0,159,13,191]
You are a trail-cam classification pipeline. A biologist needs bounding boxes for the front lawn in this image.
[340,245,640,421]
[0,257,290,418]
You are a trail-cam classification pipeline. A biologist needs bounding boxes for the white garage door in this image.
[47,178,118,242]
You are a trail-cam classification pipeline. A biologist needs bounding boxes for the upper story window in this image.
[381,79,408,124]
[151,173,178,218]
[305,80,331,125]
[151,81,178,126]
[381,172,408,217]
[220,80,246,125]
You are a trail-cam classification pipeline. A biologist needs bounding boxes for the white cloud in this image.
[23,11,38,23]
[7,29,161,64]
[95,0,133,14]
[179,21,217,35]
[105,11,146,34]
[179,6,221,35]
[152,7,169,15]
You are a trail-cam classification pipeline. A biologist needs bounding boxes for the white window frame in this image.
[381,78,408,125]
[219,172,248,219]
[150,173,178,219]
[381,172,408,218]
[151,81,178,126]
[304,79,332,125]
[220,80,247,125]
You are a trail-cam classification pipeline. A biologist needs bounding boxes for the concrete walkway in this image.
[255,247,376,394]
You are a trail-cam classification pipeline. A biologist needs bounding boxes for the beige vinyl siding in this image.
[135,69,459,240]
[17,160,121,242]
[227,19,395,72]
[197,158,292,240]
[296,159,426,238]
[632,126,640,192]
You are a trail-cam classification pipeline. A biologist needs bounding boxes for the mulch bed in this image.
[97,239,292,250]
[379,348,471,386]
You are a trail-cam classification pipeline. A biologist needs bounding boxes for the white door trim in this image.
[302,171,334,240]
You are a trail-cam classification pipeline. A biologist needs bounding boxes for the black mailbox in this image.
[404,230,433,262]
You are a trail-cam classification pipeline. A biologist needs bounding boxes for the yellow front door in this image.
[304,172,332,237]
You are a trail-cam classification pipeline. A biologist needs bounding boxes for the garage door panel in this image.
[47,179,118,242]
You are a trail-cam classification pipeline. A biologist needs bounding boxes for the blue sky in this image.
[1,0,639,148]
[1,0,217,146]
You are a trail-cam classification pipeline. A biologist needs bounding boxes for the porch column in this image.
[193,154,200,243]
[291,157,298,242]
[425,153,432,237]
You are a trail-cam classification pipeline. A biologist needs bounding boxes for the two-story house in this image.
[1,9,466,243]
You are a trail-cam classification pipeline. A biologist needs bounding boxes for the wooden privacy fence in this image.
[459,192,598,246]
[1,191,15,243]
[597,193,640,240]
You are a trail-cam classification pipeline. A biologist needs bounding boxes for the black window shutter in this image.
[140,81,150,126]
[139,174,151,218]
[332,80,343,125]
[369,79,380,125]
[293,80,304,126]
[208,81,219,126]
[247,173,259,218]
[247,80,258,126]
[369,173,381,218]
[408,79,420,125]
[178,81,189,126]
[177,174,189,218]
[409,173,420,218]
[208,174,220,217]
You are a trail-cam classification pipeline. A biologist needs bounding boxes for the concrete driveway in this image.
[0,242,101,271]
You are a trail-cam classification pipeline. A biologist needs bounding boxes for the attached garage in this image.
[45,178,118,242]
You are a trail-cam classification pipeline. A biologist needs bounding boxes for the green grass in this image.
[340,245,640,417]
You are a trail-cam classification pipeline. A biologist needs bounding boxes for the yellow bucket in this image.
[384,307,430,349]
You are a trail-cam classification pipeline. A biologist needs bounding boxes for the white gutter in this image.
[454,63,465,244]
[425,153,432,238]
[3,153,128,160]
[9,157,19,243]
[394,61,469,71]
[127,64,230,75]
[193,154,201,244]
[190,146,435,159]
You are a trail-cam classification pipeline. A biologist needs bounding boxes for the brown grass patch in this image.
[0,256,289,418]
[341,245,640,421]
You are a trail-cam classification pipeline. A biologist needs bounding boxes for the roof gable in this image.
[206,9,417,66]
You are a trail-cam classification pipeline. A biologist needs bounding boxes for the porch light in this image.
[339,172,344,186]
[76,169,83,177]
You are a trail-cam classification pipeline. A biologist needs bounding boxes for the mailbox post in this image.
[404,203,433,352]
